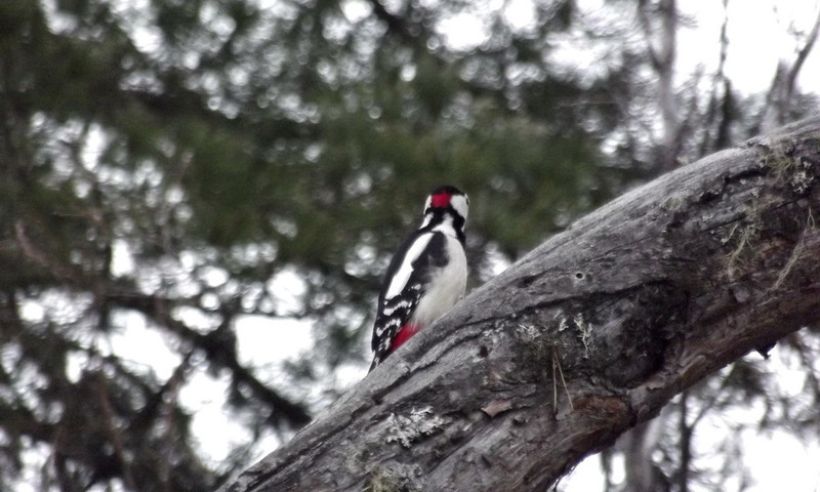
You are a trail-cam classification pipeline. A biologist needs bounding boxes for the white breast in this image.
[411,233,467,328]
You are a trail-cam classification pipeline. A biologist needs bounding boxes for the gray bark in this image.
[220,117,820,492]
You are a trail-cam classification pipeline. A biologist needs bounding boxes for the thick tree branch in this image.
[221,117,820,492]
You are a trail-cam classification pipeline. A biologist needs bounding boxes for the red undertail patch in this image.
[390,324,420,352]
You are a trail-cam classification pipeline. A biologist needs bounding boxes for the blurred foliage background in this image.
[1,0,819,490]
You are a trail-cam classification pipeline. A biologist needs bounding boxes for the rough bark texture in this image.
[221,117,820,492]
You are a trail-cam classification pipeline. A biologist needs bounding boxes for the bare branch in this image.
[638,0,681,171]
[783,7,820,107]
[95,373,139,492]
[105,291,313,427]
[699,0,731,155]
[761,6,820,131]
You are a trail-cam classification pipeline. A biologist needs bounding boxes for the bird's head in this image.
[422,185,469,226]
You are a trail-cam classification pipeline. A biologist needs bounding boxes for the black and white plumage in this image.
[369,185,469,372]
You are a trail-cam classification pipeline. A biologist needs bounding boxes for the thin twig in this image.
[552,346,574,412]
[772,209,815,290]
[14,221,76,280]
[552,349,558,412]
[96,373,138,491]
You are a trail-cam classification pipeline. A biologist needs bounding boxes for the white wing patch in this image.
[385,232,433,299]
[375,316,403,338]
[382,298,411,316]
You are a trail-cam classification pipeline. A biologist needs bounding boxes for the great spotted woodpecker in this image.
[369,185,469,371]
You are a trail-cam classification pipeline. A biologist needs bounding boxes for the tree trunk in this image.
[220,117,820,492]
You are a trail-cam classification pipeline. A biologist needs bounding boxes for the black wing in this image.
[370,231,448,368]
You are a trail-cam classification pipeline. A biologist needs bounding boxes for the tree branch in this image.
[105,291,312,427]
[761,7,820,131]
[221,117,820,492]
[783,8,820,109]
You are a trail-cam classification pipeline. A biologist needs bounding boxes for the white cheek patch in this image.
[450,195,469,222]
[422,195,432,215]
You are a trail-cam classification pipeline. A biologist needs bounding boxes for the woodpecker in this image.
[369,185,469,372]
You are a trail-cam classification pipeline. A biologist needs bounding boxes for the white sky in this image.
[682,0,820,95]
